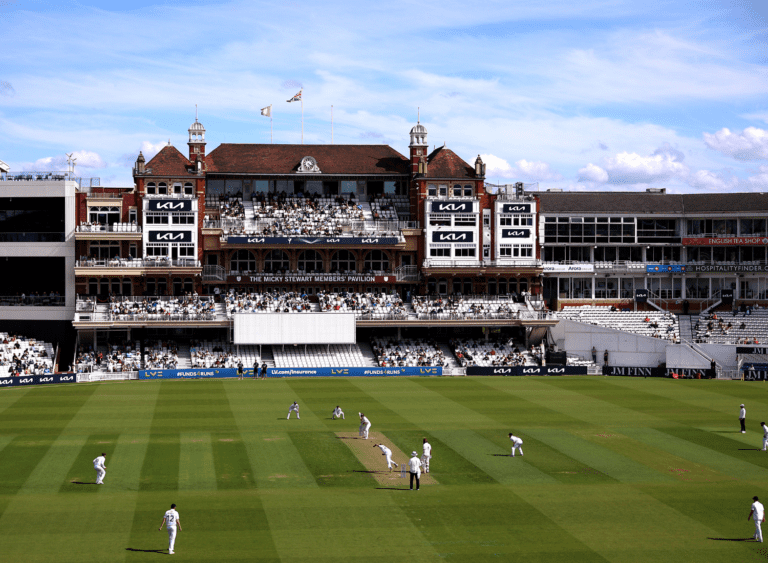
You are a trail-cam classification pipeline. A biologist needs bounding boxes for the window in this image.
[264,250,289,272]
[145,214,169,224]
[171,214,195,224]
[145,245,168,257]
[331,250,356,272]
[89,240,120,259]
[146,182,156,194]
[454,248,476,257]
[184,182,194,195]
[429,215,451,226]
[439,184,447,197]
[430,248,450,257]
[298,250,324,273]
[452,184,462,197]
[129,209,137,223]
[88,206,120,225]
[178,245,194,258]
[454,215,476,226]
[427,184,437,197]
[500,217,513,226]
[157,182,167,195]
[463,185,473,197]
[173,183,182,194]
[364,250,389,272]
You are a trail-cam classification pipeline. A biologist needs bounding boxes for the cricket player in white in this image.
[287,401,300,419]
[750,496,765,542]
[421,438,432,473]
[374,443,398,471]
[332,406,344,420]
[359,412,371,439]
[762,422,768,451]
[509,433,524,457]
[93,452,106,485]
[159,503,182,554]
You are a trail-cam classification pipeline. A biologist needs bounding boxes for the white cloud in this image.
[703,127,768,161]
[139,141,167,161]
[577,163,609,183]
[22,150,105,171]
[480,154,561,181]
[686,169,738,190]
[744,166,768,190]
[583,149,689,185]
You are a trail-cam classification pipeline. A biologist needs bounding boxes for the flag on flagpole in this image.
[287,90,302,103]
[261,105,272,117]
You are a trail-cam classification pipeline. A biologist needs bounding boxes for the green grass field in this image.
[1,376,767,562]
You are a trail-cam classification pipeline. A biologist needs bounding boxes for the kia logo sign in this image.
[523,368,537,374]
[148,199,192,212]
[502,203,531,213]
[431,201,472,213]
[501,229,530,238]
[549,368,565,374]
[431,231,474,242]
[493,368,512,374]
[148,231,192,243]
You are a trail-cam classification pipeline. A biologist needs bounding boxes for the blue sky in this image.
[0,0,767,191]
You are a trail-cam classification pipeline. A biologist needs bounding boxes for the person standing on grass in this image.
[359,412,371,439]
[750,496,765,542]
[761,422,768,451]
[421,438,432,474]
[603,350,609,366]
[740,404,747,433]
[253,360,259,379]
[261,362,267,379]
[374,443,398,471]
[287,401,300,419]
[237,360,244,380]
[159,503,182,555]
[408,451,421,490]
[332,405,344,420]
[509,433,524,457]
[93,452,106,485]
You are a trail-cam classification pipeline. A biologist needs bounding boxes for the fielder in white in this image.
[332,406,345,420]
[509,433,524,457]
[374,443,399,471]
[359,412,371,439]
[750,496,765,542]
[287,401,300,419]
[93,452,106,485]
[421,438,432,473]
[761,422,768,451]
[159,503,182,554]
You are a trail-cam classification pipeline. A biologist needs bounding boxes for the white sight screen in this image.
[233,313,356,345]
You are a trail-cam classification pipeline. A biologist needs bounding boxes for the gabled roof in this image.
[0,158,9,173]
[144,146,193,177]
[205,144,409,176]
[425,146,476,179]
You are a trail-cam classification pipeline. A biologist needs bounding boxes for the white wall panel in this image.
[234,313,356,344]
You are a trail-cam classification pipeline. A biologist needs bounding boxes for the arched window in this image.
[452,278,462,294]
[173,183,182,194]
[184,182,194,195]
[230,250,256,274]
[427,277,436,294]
[88,278,98,296]
[508,279,518,294]
[264,250,289,273]
[488,279,497,296]
[172,277,183,296]
[452,184,462,197]
[437,277,448,294]
[463,278,473,295]
[184,278,194,293]
[331,250,356,273]
[519,278,529,293]
[298,250,324,273]
[158,182,168,195]
[146,182,156,194]
[498,277,507,295]
[364,250,389,272]
[146,278,155,295]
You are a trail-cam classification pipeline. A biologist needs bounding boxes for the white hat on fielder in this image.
[412,451,418,456]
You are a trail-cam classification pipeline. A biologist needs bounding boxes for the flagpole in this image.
[301,89,304,144]
[270,106,273,144]
[331,105,334,144]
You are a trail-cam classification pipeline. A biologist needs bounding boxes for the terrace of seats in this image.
[318,291,406,318]
[0,333,55,377]
[272,344,370,368]
[190,340,261,369]
[693,308,768,344]
[107,295,217,321]
[75,341,141,373]
[371,336,450,367]
[450,338,535,367]
[558,306,680,342]
[210,194,407,237]
[411,295,527,320]
[225,291,313,317]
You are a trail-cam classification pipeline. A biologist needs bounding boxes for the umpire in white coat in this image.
[408,451,422,490]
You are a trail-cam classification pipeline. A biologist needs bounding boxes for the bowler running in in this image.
[374,443,398,471]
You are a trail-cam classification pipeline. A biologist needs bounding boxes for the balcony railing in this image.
[0,295,65,306]
[220,217,410,238]
[1,171,100,187]
[143,193,197,199]
[423,259,541,268]
[77,223,141,233]
[76,258,201,268]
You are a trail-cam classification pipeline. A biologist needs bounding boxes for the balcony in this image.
[75,257,201,273]
[423,259,541,269]
[1,171,100,188]
[75,223,142,240]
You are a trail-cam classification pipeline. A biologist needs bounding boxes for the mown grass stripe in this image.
[179,432,217,491]
[620,426,768,481]
[525,428,668,483]
[288,430,374,488]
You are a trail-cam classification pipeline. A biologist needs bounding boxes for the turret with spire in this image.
[188,105,206,162]
[409,113,428,177]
